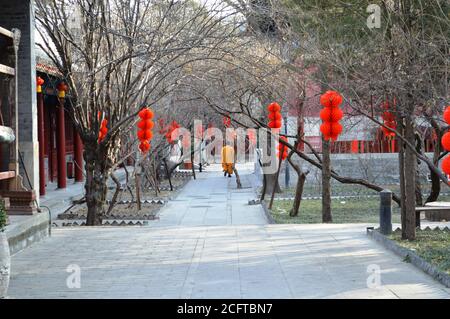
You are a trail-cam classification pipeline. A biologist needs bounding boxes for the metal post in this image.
[380,189,393,235]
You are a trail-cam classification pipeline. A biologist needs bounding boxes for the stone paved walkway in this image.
[7,164,450,299]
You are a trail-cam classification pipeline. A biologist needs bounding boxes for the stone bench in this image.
[415,202,450,222]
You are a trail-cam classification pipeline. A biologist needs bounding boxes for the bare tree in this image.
[36,0,243,225]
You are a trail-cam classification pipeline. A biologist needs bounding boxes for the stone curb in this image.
[367,228,450,288]
[260,200,276,224]
[274,192,450,202]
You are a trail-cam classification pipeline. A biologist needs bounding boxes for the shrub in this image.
[0,200,6,232]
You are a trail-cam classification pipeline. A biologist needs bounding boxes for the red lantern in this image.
[331,122,343,136]
[320,91,343,108]
[444,106,450,125]
[37,77,44,93]
[320,123,332,137]
[100,127,108,135]
[442,132,450,151]
[268,120,282,129]
[277,137,289,161]
[330,108,344,122]
[138,119,154,130]
[267,102,281,113]
[57,82,68,98]
[98,119,108,143]
[139,141,151,153]
[57,82,68,92]
[442,156,450,175]
[268,112,282,121]
[139,108,154,120]
[137,130,146,141]
[320,108,332,122]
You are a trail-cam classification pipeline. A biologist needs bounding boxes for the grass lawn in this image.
[269,197,402,224]
[389,230,450,275]
[282,183,450,198]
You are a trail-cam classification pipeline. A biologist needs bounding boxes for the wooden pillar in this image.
[73,126,84,182]
[56,97,66,188]
[37,83,46,195]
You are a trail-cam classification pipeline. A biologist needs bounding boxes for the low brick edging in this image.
[260,201,276,224]
[367,228,450,288]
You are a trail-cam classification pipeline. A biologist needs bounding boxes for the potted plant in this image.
[0,199,10,299]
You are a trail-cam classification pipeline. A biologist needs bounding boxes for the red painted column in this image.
[73,126,84,182]
[37,88,46,195]
[57,97,67,189]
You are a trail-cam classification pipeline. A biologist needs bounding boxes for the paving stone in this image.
[7,164,450,299]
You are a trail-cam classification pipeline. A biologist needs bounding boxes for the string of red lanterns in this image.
[319,91,344,141]
[267,102,282,130]
[137,108,154,153]
[277,136,289,161]
[441,105,450,175]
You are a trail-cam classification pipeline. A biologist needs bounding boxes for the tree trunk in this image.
[322,138,332,223]
[163,159,174,191]
[414,133,423,227]
[233,166,242,189]
[269,157,284,210]
[190,149,196,180]
[136,171,142,211]
[260,172,267,201]
[397,118,407,236]
[85,155,109,226]
[403,115,417,240]
[290,173,306,217]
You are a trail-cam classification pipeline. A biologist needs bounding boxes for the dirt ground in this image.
[58,176,191,221]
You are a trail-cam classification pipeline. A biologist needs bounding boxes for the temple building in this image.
[0,0,83,217]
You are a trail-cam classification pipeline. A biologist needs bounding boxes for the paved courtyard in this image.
[7,165,450,299]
